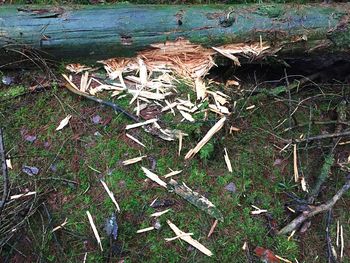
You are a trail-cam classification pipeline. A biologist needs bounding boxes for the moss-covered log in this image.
[1,3,350,65]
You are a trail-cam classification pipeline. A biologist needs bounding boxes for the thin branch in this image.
[0,128,9,216]
[278,177,350,235]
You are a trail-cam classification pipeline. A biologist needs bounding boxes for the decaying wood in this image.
[2,3,350,67]
[0,128,9,216]
[278,177,350,235]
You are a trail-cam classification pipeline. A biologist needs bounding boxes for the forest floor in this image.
[0,58,349,263]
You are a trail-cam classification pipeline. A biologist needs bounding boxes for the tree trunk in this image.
[1,3,350,66]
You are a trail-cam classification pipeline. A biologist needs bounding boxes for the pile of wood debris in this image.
[61,39,274,257]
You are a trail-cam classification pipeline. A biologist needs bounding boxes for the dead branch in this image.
[291,130,350,144]
[0,128,9,216]
[278,177,350,235]
[326,210,339,263]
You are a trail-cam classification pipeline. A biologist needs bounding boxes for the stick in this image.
[326,210,338,263]
[278,177,350,235]
[0,128,9,216]
[291,131,350,144]
[86,211,103,251]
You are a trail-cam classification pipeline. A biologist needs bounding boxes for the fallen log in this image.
[1,3,350,66]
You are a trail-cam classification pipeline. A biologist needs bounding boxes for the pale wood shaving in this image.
[52,218,68,233]
[100,180,121,212]
[86,211,103,251]
[141,167,167,188]
[185,117,226,159]
[164,169,182,178]
[179,110,195,122]
[207,219,218,238]
[126,133,146,148]
[150,209,171,217]
[224,148,233,173]
[137,226,155,233]
[122,155,147,166]
[56,115,72,131]
[126,118,158,130]
[10,191,36,200]
[293,144,299,182]
[166,220,213,257]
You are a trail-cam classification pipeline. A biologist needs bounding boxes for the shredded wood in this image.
[224,148,233,173]
[166,220,213,257]
[137,226,155,233]
[150,209,171,217]
[251,205,268,215]
[10,191,36,200]
[126,133,146,148]
[275,255,293,263]
[6,158,12,169]
[56,115,72,131]
[207,219,218,238]
[178,132,183,156]
[164,169,182,178]
[52,218,68,233]
[185,117,226,159]
[122,155,147,166]
[125,119,158,130]
[141,167,167,188]
[179,110,195,122]
[100,180,120,212]
[341,225,344,259]
[86,211,103,251]
[293,144,299,182]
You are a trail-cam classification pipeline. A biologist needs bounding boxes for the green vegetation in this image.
[0,67,349,262]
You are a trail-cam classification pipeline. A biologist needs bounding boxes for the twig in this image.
[291,130,350,144]
[278,177,350,235]
[308,154,334,204]
[326,210,339,263]
[0,128,9,216]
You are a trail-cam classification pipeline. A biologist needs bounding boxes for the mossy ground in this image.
[0,67,349,262]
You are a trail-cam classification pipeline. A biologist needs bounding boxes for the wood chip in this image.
[275,255,293,263]
[293,144,299,182]
[86,211,103,251]
[126,119,158,130]
[141,167,167,188]
[179,110,195,122]
[6,158,12,169]
[126,133,146,148]
[251,205,267,215]
[137,226,155,233]
[300,177,308,192]
[100,180,120,212]
[56,115,72,131]
[185,117,226,159]
[229,126,240,133]
[337,220,340,247]
[122,155,147,166]
[224,148,233,173]
[166,220,213,257]
[195,77,207,100]
[341,224,344,260]
[207,219,218,238]
[10,191,36,200]
[178,132,183,156]
[150,209,170,217]
[164,169,182,178]
[52,218,68,233]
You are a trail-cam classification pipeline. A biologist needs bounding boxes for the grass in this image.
[0,67,349,262]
